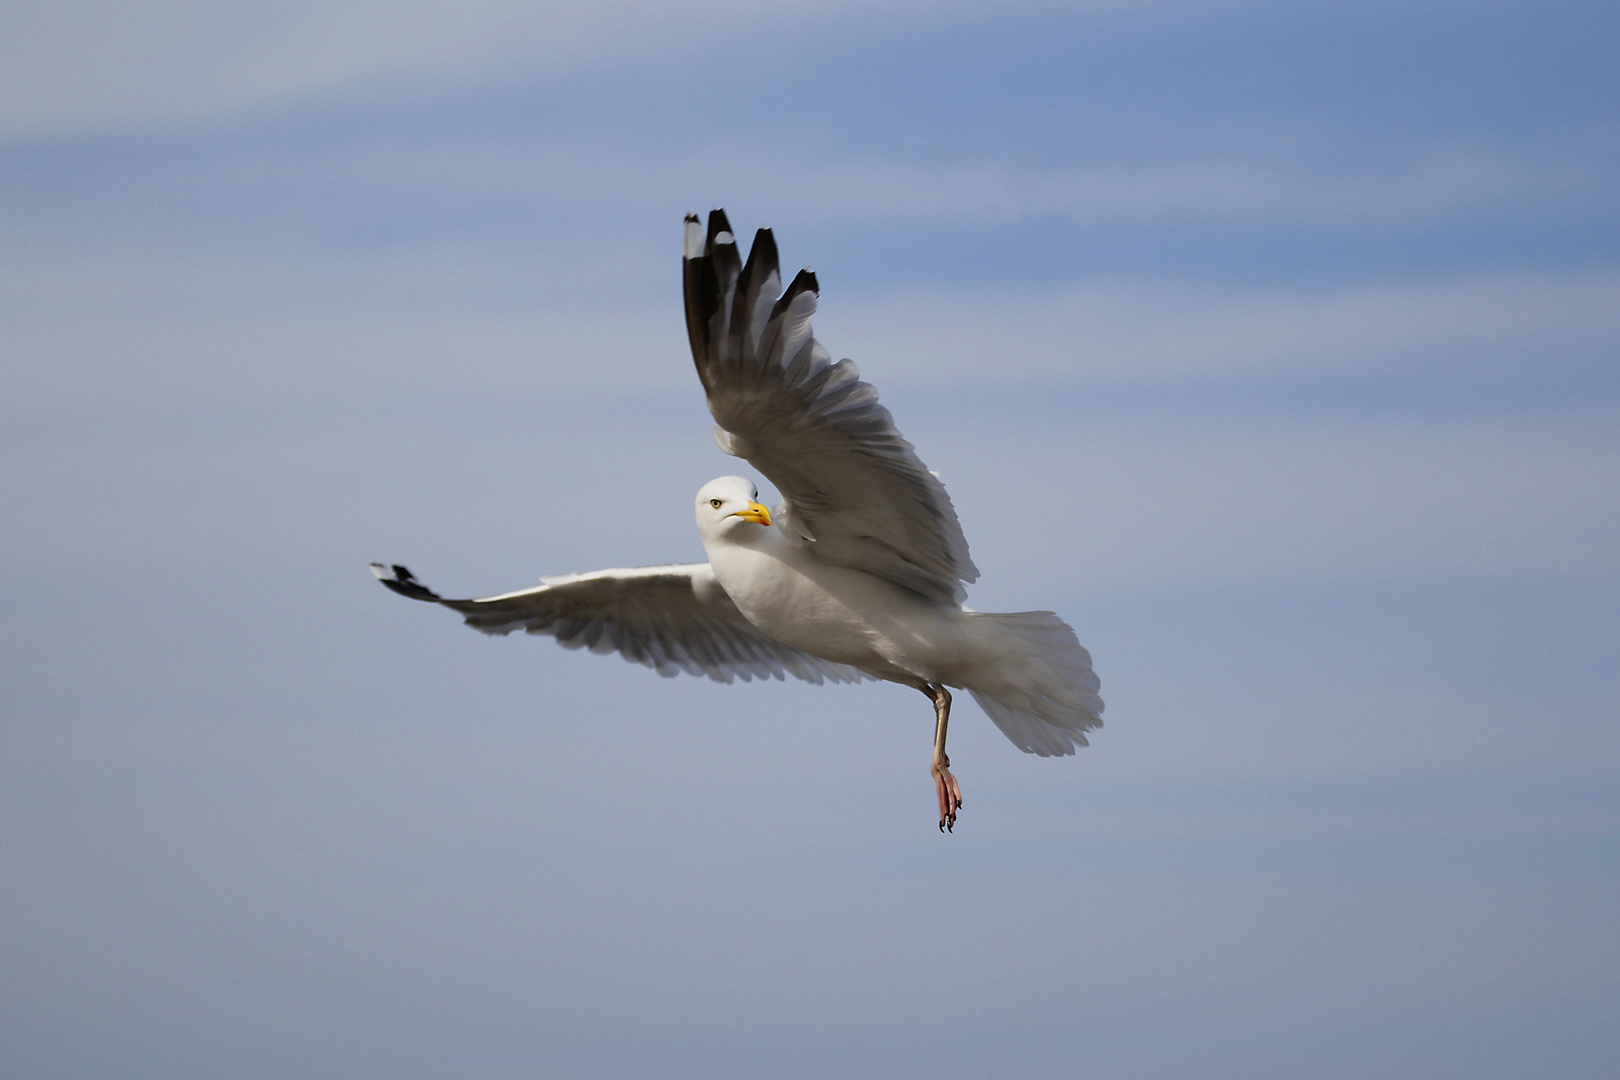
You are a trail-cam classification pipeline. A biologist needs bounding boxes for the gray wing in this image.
[370,561,867,685]
[682,209,979,605]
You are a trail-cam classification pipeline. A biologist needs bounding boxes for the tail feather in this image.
[962,611,1103,757]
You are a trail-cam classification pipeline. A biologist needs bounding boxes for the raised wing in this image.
[370,561,867,685]
[682,209,979,605]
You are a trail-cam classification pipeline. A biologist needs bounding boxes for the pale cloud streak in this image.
[193,135,1588,232]
[829,271,1620,384]
[0,0,1196,139]
[699,151,1589,226]
[953,403,1620,594]
[6,240,1615,412]
[0,0,856,137]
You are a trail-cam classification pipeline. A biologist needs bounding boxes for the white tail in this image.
[962,612,1104,757]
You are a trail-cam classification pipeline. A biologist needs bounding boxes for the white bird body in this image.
[694,475,1102,763]
[698,480,973,685]
[373,209,1105,829]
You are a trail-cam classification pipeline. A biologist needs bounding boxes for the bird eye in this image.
[709,499,723,509]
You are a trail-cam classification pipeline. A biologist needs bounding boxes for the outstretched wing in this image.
[370,561,867,685]
[682,209,978,605]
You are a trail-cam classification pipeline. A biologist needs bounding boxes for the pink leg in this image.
[920,684,963,832]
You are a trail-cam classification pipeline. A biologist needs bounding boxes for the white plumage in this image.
[373,209,1104,829]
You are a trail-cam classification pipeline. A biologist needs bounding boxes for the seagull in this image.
[372,209,1104,830]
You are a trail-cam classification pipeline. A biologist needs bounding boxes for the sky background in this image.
[3,1,1618,1077]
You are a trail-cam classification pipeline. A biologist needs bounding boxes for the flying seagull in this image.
[372,209,1104,830]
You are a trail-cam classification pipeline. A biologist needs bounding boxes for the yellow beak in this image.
[734,501,773,526]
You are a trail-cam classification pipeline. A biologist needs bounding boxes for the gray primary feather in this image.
[369,561,866,685]
[683,210,979,604]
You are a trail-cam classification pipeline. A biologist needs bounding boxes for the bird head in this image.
[695,476,773,540]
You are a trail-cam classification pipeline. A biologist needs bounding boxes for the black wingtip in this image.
[734,227,779,308]
[765,267,819,326]
[370,562,443,602]
[748,227,778,270]
[706,208,734,246]
[785,267,819,300]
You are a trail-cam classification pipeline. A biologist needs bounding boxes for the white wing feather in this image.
[370,562,867,685]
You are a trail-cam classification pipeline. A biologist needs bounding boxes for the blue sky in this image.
[2,2,1617,1077]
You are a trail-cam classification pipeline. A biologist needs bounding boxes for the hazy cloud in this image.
[0,0,847,136]
[830,271,1620,384]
